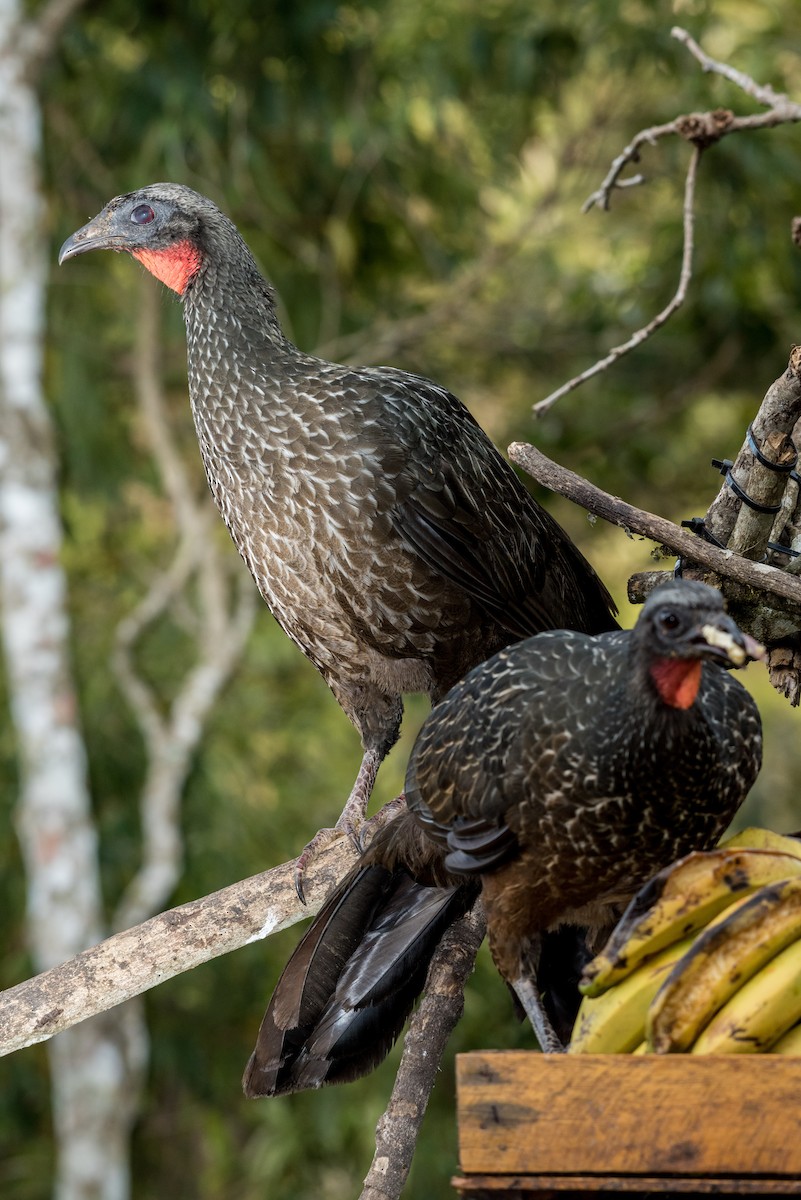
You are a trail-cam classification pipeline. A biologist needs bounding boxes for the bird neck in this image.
[182,227,293,359]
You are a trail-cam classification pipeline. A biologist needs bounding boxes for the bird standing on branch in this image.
[59,183,616,888]
[244,580,763,1094]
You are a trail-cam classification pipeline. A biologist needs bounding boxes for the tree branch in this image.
[704,348,801,550]
[535,28,801,417]
[671,26,790,108]
[508,441,801,614]
[0,835,360,1057]
[360,904,486,1200]
[534,145,701,417]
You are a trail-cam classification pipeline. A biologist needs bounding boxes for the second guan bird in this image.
[244,580,763,1095]
[59,184,617,884]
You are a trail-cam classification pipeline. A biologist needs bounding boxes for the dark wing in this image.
[404,629,624,875]
[365,368,617,639]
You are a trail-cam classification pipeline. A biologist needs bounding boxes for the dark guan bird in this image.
[243,580,763,1094]
[59,183,616,882]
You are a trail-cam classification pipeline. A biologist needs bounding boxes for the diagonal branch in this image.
[671,26,790,108]
[360,904,486,1200]
[0,835,361,1057]
[508,441,801,614]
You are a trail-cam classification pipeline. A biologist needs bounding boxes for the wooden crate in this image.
[454,1053,801,1198]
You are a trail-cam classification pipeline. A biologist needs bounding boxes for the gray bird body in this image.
[96,184,616,766]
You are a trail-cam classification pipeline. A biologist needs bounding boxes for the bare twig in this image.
[671,26,790,108]
[508,441,801,613]
[360,904,486,1200]
[537,28,801,417]
[0,835,361,1057]
[535,146,701,417]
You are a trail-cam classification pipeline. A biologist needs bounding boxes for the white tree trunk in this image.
[0,2,144,1196]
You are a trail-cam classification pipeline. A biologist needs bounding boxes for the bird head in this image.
[637,580,764,709]
[58,184,220,295]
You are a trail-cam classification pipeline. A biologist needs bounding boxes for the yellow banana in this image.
[769,1021,801,1055]
[647,877,801,1053]
[691,935,801,1054]
[580,848,801,998]
[569,938,693,1054]
[720,827,801,858]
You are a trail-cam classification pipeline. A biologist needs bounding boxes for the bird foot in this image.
[294,750,384,903]
[293,822,353,905]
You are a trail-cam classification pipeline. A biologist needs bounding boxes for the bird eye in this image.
[131,203,155,225]
[658,609,680,632]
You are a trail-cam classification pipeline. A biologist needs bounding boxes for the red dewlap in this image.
[649,657,702,709]
[132,240,202,294]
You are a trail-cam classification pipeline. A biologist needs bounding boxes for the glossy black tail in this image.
[243,863,476,1096]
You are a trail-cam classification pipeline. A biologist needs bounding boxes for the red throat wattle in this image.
[131,239,202,295]
[649,658,703,709]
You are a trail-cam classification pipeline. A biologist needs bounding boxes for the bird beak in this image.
[699,623,765,667]
[58,211,121,264]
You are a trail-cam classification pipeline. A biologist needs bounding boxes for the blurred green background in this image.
[3,0,801,1195]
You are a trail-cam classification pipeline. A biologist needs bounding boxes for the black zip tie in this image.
[792,469,801,487]
[767,541,801,559]
[681,517,727,549]
[710,457,781,514]
[746,423,798,473]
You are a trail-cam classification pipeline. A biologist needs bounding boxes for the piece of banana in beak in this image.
[701,624,765,666]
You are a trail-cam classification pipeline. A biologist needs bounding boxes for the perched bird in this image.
[59,184,616,884]
[243,580,763,1095]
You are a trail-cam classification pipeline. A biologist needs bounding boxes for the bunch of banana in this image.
[569,828,801,1055]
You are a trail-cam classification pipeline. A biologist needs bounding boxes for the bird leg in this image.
[294,747,382,902]
[512,977,566,1053]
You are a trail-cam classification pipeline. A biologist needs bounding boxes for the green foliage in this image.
[3,0,801,1195]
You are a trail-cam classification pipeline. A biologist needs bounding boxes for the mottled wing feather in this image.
[367,368,616,639]
[405,629,626,873]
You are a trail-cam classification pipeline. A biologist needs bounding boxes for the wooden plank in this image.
[452,1176,801,1197]
[457,1054,801,1177]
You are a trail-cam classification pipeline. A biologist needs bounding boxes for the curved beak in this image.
[58,211,123,264]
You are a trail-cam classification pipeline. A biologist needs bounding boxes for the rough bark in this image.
[704,350,801,549]
[0,835,359,1056]
[360,904,486,1200]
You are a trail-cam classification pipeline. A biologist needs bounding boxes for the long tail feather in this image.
[243,866,475,1097]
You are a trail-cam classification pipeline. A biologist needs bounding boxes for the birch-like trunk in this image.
[0,2,144,1196]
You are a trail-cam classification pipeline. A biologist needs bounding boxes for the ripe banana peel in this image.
[769,1020,801,1054]
[691,937,801,1054]
[720,827,801,858]
[580,847,801,998]
[569,829,801,1056]
[569,938,693,1054]
[646,877,801,1053]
